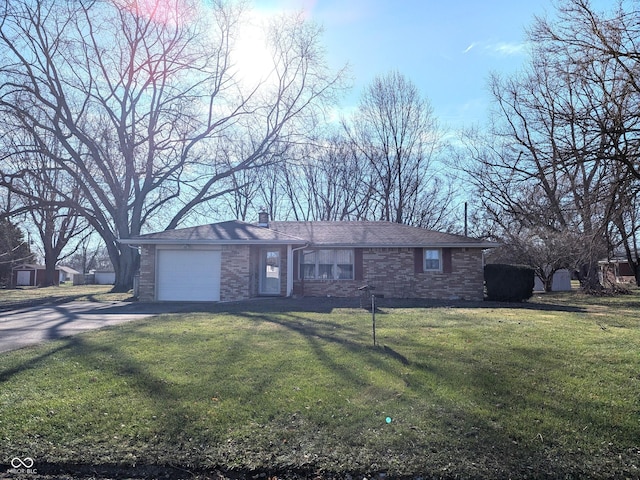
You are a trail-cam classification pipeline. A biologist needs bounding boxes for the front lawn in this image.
[0,293,638,479]
[0,284,133,310]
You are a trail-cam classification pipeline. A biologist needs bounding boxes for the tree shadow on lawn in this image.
[0,319,372,472]
[1,301,634,478]
[15,294,586,318]
[156,295,590,316]
[0,290,132,313]
[223,310,635,477]
[406,344,637,478]
[0,342,71,383]
[375,296,589,313]
[234,310,390,392]
[281,314,631,476]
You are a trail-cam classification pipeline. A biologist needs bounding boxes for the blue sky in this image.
[251,0,614,131]
[251,0,547,130]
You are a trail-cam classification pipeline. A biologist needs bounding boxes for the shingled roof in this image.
[120,221,305,245]
[121,220,496,248]
[270,221,495,248]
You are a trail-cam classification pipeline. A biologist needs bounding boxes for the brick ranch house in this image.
[120,217,497,302]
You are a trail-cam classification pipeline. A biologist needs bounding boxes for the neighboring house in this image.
[58,265,80,284]
[11,264,60,287]
[120,217,498,302]
[599,255,638,284]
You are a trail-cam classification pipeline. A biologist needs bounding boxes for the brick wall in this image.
[138,245,156,301]
[139,245,485,302]
[220,245,252,301]
[138,244,287,302]
[295,247,485,301]
[219,245,290,300]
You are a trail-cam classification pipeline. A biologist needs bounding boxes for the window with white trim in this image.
[424,249,442,272]
[301,249,354,280]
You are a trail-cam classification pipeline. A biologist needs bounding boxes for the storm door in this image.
[260,249,281,295]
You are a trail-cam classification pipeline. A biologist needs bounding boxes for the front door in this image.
[260,249,281,295]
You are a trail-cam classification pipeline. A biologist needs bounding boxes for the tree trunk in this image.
[622,246,640,287]
[544,275,553,293]
[43,263,58,287]
[42,244,59,287]
[577,260,603,293]
[113,246,138,293]
[630,259,640,287]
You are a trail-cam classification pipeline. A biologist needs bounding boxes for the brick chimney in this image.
[258,211,269,227]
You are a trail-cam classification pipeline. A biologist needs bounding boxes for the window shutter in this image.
[354,248,364,281]
[414,248,423,274]
[293,250,300,280]
[443,248,452,274]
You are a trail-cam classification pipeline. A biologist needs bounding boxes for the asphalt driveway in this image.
[0,301,187,354]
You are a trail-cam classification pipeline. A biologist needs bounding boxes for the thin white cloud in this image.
[462,40,528,57]
[487,41,528,56]
[463,43,476,54]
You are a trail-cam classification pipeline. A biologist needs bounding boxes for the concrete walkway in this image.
[0,301,183,353]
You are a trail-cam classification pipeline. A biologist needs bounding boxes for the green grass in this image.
[0,293,639,478]
[0,284,133,308]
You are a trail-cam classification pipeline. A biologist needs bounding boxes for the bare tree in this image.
[278,156,313,221]
[214,73,453,227]
[217,140,275,222]
[460,57,614,291]
[458,0,640,290]
[227,133,371,223]
[26,184,89,287]
[607,172,640,286]
[0,220,33,286]
[294,133,371,221]
[314,141,366,220]
[530,0,640,181]
[344,71,449,226]
[528,0,640,287]
[66,234,113,276]
[0,0,344,290]
[2,123,90,286]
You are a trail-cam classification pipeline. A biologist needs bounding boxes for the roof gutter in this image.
[300,242,500,249]
[118,236,499,249]
[287,243,309,297]
[117,239,307,246]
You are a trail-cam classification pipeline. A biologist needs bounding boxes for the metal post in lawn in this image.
[371,293,376,346]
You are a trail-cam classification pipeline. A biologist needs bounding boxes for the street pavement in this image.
[0,301,185,353]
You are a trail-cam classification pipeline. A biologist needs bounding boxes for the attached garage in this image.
[156,248,221,301]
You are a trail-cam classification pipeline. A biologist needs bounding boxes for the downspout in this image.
[287,243,308,297]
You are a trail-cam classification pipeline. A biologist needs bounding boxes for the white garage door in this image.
[156,249,221,301]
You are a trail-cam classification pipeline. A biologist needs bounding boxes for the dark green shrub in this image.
[484,263,535,302]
